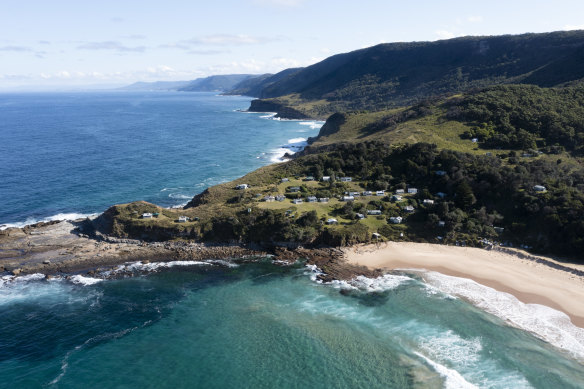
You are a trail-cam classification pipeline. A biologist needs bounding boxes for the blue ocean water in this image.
[1,92,584,388]
[0,91,320,227]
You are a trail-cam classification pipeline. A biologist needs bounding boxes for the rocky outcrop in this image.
[248,99,310,120]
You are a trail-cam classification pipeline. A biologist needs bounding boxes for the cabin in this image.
[292,198,303,204]
[235,184,249,190]
[376,190,385,196]
[438,220,445,227]
[275,195,286,202]
[321,176,331,182]
[177,216,189,223]
[423,199,434,205]
[288,186,301,192]
[342,196,355,202]
[281,178,289,183]
[395,189,405,194]
[362,191,372,196]
[318,197,329,203]
[389,216,403,224]
[326,218,338,225]
[307,196,317,202]
[304,176,315,181]
[391,195,402,202]
[142,213,153,219]
[407,188,418,194]
[367,210,382,215]
[356,213,365,219]
[403,205,415,212]
[263,195,275,202]
[435,170,446,176]
[533,185,547,192]
[340,177,352,182]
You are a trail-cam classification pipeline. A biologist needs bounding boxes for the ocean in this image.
[0,92,583,388]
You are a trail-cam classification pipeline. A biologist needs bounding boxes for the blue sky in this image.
[1,0,583,89]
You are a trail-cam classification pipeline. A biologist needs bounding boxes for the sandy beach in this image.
[344,242,584,328]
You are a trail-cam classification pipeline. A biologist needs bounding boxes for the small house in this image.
[407,188,418,194]
[235,184,249,190]
[391,195,402,202]
[318,197,329,203]
[292,198,303,204]
[423,199,434,205]
[356,213,365,219]
[288,186,301,192]
[281,178,289,183]
[367,210,382,215]
[403,205,415,212]
[321,176,331,182]
[263,195,275,202]
[307,196,317,202]
[340,177,352,182]
[275,195,286,202]
[533,185,547,192]
[342,196,355,202]
[376,190,385,196]
[389,216,403,224]
[435,170,446,176]
[395,189,405,194]
[438,221,445,227]
[362,191,372,196]
[304,176,315,181]
[327,218,338,225]
[177,216,189,223]
[142,213,153,219]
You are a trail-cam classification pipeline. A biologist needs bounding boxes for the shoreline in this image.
[343,242,584,328]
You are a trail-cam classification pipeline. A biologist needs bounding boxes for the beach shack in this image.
[438,220,445,227]
[367,210,382,215]
[533,185,547,192]
[321,176,331,182]
[356,213,365,219]
[235,184,249,190]
[391,195,402,202]
[407,188,418,194]
[395,189,405,194]
[275,195,286,202]
[403,205,415,212]
[307,196,317,202]
[326,218,338,225]
[288,186,301,193]
[281,178,289,183]
[342,196,355,202]
[304,176,315,181]
[389,216,403,224]
[423,199,434,205]
[376,190,385,196]
[292,198,303,204]
[142,213,153,219]
[340,177,352,182]
[318,197,329,203]
[362,191,372,196]
[263,195,275,202]
[177,216,189,223]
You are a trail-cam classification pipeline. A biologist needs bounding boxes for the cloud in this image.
[122,34,147,40]
[564,24,584,31]
[467,16,483,23]
[76,41,146,53]
[435,30,458,40]
[187,34,275,46]
[187,49,227,55]
[0,45,32,52]
[38,40,51,45]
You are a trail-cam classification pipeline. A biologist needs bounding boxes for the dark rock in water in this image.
[43,260,51,265]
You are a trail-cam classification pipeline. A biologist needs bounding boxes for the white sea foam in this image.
[70,275,104,286]
[269,137,309,162]
[168,193,192,200]
[414,352,479,389]
[206,259,239,268]
[0,212,99,231]
[422,271,584,361]
[304,265,412,292]
[299,121,325,130]
[115,260,210,273]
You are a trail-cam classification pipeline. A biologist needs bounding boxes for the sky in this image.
[1,0,583,90]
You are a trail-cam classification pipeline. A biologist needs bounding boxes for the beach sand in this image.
[344,242,584,328]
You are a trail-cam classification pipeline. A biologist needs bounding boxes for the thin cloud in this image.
[435,30,458,40]
[252,0,304,6]
[467,16,483,23]
[0,45,32,52]
[187,34,276,46]
[564,24,584,31]
[187,49,227,55]
[77,41,146,53]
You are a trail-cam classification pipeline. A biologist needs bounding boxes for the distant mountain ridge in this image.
[244,30,584,115]
[119,81,192,91]
[178,74,259,92]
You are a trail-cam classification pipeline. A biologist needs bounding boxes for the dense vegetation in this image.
[446,84,584,153]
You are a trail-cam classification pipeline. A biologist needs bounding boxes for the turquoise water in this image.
[1,262,583,388]
[0,91,320,227]
[1,92,583,388]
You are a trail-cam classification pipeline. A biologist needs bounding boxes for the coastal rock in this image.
[11,268,21,276]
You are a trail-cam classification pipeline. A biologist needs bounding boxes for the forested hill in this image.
[245,30,584,113]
